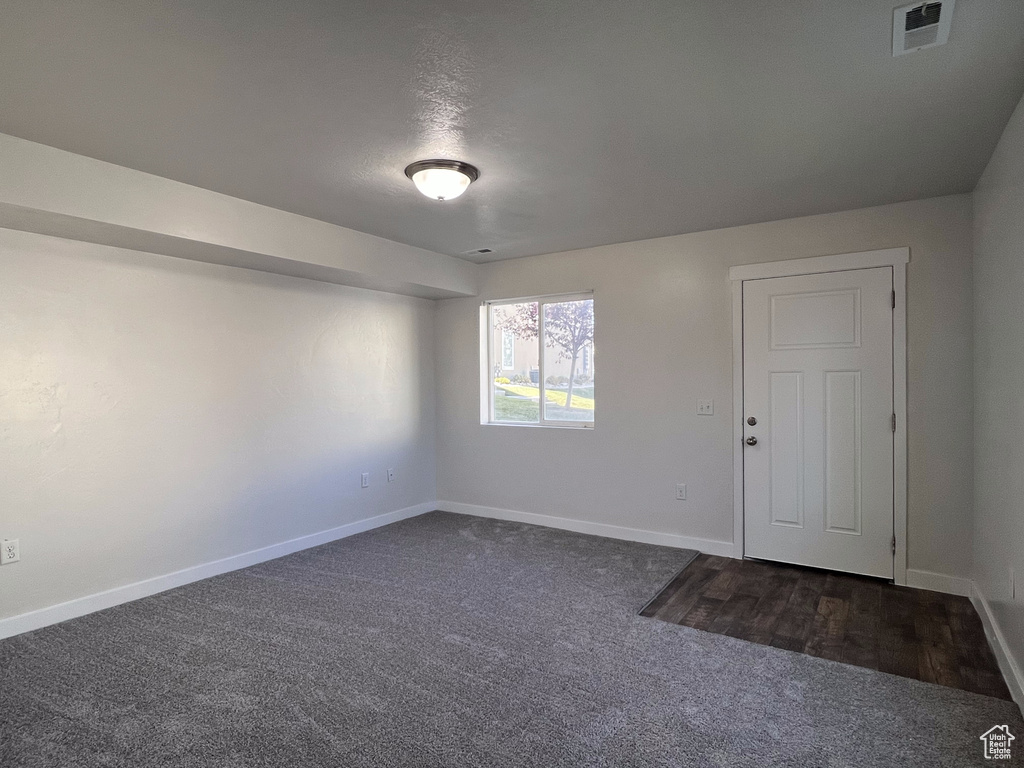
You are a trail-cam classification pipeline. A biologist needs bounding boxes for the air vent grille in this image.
[893,0,954,56]
[905,2,941,31]
[460,247,495,261]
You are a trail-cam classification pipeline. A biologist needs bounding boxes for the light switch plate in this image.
[697,399,714,416]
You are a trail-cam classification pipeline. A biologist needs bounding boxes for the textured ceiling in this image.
[2,0,1023,262]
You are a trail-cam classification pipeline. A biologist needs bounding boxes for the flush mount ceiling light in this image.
[404,159,479,201]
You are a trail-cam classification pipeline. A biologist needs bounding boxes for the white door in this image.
[743,268,894,578]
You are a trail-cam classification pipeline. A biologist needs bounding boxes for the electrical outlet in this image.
[387,468,395,483]
[1,539,20,565]
[360,472,369,488]
[696,399,714,416]
[675,484,687,501]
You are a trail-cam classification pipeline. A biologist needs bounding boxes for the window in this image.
[486,292,595,427]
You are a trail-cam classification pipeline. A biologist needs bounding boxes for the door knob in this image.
[745,436,758,446]
[747,416,757,426]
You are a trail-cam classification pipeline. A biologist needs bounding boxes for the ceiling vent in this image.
[893,1,954,56]
[461,247,493,257]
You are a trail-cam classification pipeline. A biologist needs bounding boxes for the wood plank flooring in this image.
[641,554,1012,700]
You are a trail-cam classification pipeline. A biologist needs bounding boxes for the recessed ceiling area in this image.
[2,0,1023,263]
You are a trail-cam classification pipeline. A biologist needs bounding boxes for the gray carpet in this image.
[1,512,1020,767]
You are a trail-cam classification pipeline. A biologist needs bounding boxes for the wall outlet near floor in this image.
[675,484,687,501]
[696,399,714,416]
[387,468,395,483]
[360,472,370,488]
[1,539,20,564]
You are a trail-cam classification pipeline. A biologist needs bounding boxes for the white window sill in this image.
[482,422,593,430]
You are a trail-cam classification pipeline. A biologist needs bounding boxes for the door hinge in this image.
[892,536,896,555]
[891,290,896,309]
[891,413,897,433]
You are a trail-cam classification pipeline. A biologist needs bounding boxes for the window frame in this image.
[484,291,595,429]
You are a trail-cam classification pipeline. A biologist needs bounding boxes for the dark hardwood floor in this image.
[641,554,1012,700]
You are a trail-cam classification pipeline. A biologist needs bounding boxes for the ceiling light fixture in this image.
[404,159,479,201]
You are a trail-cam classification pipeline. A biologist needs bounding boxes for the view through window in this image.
[488,293,595,426]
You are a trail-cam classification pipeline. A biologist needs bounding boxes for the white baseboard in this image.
[0,501,435,641]
[437,501,735,557]
[971,584,1024,713]
[905,568,973,597]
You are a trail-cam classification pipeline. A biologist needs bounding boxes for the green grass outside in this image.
[496,384,594,410]
[493,383,594,423]
[493,394,540,422]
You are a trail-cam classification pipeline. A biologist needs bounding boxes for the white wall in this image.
[972,94,1024,687]
[436,195,974,578]
[0,228,437,620]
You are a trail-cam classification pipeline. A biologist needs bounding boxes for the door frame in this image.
[730,247,909,585]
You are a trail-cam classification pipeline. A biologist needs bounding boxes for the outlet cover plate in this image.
[675,484,687,500]
[1,539,20,564]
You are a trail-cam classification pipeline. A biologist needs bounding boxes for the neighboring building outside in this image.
[492,326,595,384]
